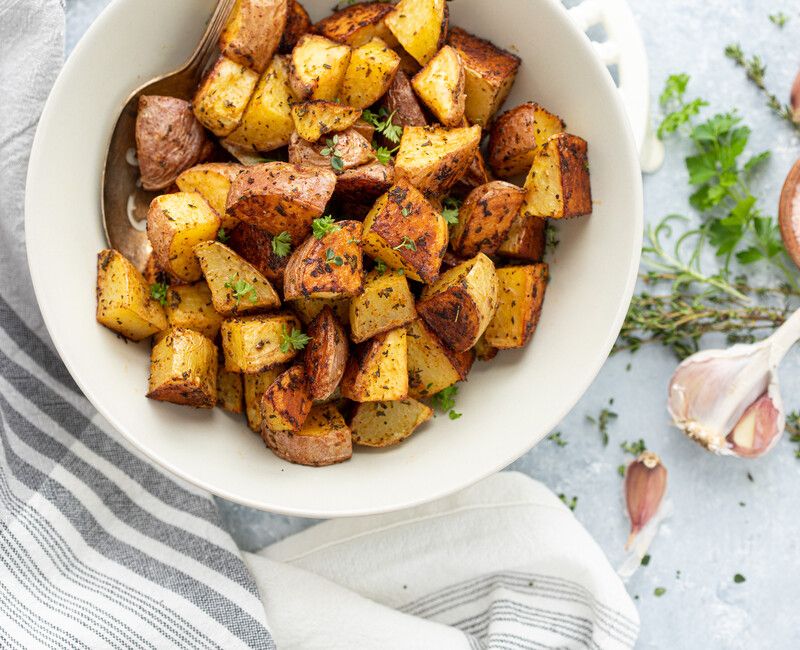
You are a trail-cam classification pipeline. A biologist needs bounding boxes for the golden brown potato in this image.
[315,2,398,48]
[262,403,352,466]
[221,313,303,373]
[135,96,211,191]
[194,241,281,316]
[192,56,260,136]
[280,0,314,53]
[223,55,296,153]
[96,249,168,341]
[484,264,548,349]
[385,0,448,65]
[395,125,481,196]
[176,163,245,230]
[217,366,244,413]
[449,181,526,257]
[165,282,224,339]
[290,100,362,142]
[406,318,473,398]
[498,215,547,262]
[290,296,350,327]
[283,220,364,299]
[290,34,351,100]
[288,129,375,171]
[227,222,291,289]
[349,269,416,343]
[334,160,395,202]
[146,193,221,282]
[142,252,167,285]
[304,307,348,401]
[341,38,401,110]
[384,70,427,127]
[244,367,286,431]
[226,162,337,243]
[417,253,499,352]
[260,364,313,432]
[350,398,433,447]
[521,133,592,219]
[411,45,465,127]
[147,328,218,408]
[488,102,566,178]
[340,327,408,402]
[453,141,492,195]
[219,0,288,73]
[447,27,520,127]
[473,334,498,362]
[362,182,448,283]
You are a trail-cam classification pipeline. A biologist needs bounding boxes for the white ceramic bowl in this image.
[26,0,642,517]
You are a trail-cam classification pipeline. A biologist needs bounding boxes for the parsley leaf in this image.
[620,439,647,456]
[548,431,568,447]
[374,259,387,275]
[271,231,292,258]
[393,236,417,252]
[441,196,461,225]
[216,227,230,243]
[312,216,341,239]
[224,274,258,304]
[362,108,403,143]
[325,247,344,266]
[279,325,310,353]
[374,144,399,165]
[150,282,168,306]
[432,385,461,420]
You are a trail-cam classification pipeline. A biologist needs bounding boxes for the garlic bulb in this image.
[667,307,800,457]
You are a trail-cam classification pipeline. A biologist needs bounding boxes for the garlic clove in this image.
[791,71,800,124]
[779,158,800,270]
[727,392,784,458]
[625,451,667,550]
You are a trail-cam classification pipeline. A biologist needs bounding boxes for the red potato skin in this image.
[219,0,288,73]
[288,129,375,171]
[450,181,526,257]
[262,426,352,466]
[227,222,290,289]
[383,70,428,127]
[334,161,395,203]
[279,0,315,53]
[304,307,349,401]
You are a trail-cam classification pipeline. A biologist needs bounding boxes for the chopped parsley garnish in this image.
[441,197,462,225]
[559,494,578,511]
[271,231,292,257]
[548,431,567,447]
[280,325,310,353]
[216,227,230,243]
[374,259,387,275]
[150,282,168,306]
[433,385,461,420]
[393,236,417,252]
[362,108,403,143]
[224,274,257,304]
[312,216,341,239]
[733,573,746,584]
[325,248,344,266]
[654,587,666,597]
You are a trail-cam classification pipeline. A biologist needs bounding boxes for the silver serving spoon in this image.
[101,0,236,272]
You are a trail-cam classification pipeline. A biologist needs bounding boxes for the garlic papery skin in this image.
[625,451,667,550]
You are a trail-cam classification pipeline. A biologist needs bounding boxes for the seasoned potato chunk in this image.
[304,307,348,401]
[219,0,288,73]
[176,163,245,230]
[349,269,416,343]
[498,215,547,262]
[291,100,362,142]
[260,364,313,432]
[454,142,492,195]
[217,366,244,413]
[223,55,296,153]
[146,193,220,283]
[449,181,526,257]
[335,160,395,202]
[395,125,481,196]
[194,241,281,316]
[350,398,433,447]
[341,38,401,110]
[362,182,448,284]
[244,366,285,431]
[447,27,520,127]
[193,56,259,136]
[280,0,314,53]
[227,222,290,289]
[385,0,448,65]
[288,129,375,171]
[96,249,167,341]
[221,313,303,373]
[384,70,427,127]
[315,2,397,48]
[484,264,548,349]
[521,133,592,219]
[411,45,465,127]
[341,327,408,402]
[417,253,499,352]
[262,403,352,466]
[165,282,224,339]
[290,34,351,100]
[283,220,364,299]
[226,162,337,243]
[147,328,218,408]
[406,318,473,398]
[488,102,566,179]
[474,335,498,362]
[290,296,351,327]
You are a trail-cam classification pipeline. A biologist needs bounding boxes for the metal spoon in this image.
[100,0,236,272]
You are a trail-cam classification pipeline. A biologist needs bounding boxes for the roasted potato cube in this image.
[522,133,592,219]
[290,296,351,327]
[96,249,167,341]
[280,0,314,53]
[498,215,547,262]
[260,364,313,432]
[165,282,224,339]
[449,181,526,257]
[335,160,395,202]
[349,269,416,343]
[226,162,337,243]
[384,70,427,127]
[341,38,401,110]
[454,144,492,195]
[362,182,448,283]
[283,220,364,299]
[262,403,352,466]
[385,0,448,66]
[315,2,398,48]
[411,45,465,127]
[304,307,348,401]
[290,100,362,142]
[340,327,408,402]
[146,193,220,283]
[147,328,218,408]
[221,313,303,373]
[219,0,288,73]
[350,398,433,447]
[227,222,290,289]
[244,366,285,431]
[488,102,566,179]
[195,241,281,316]
[473,334,498,361]
[290,34,351,101]
[417,253,499,352]
[223,55,296,153]
[217,367,244,413]
[135,96,211,191]
[192,56,259,136]
[176,163,245,230]
[406,318,473,398]
[395,124,481,196]
[484,264,548,349]
[288,129,375,171]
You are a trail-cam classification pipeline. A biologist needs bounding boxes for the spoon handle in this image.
[184,0,238,82]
